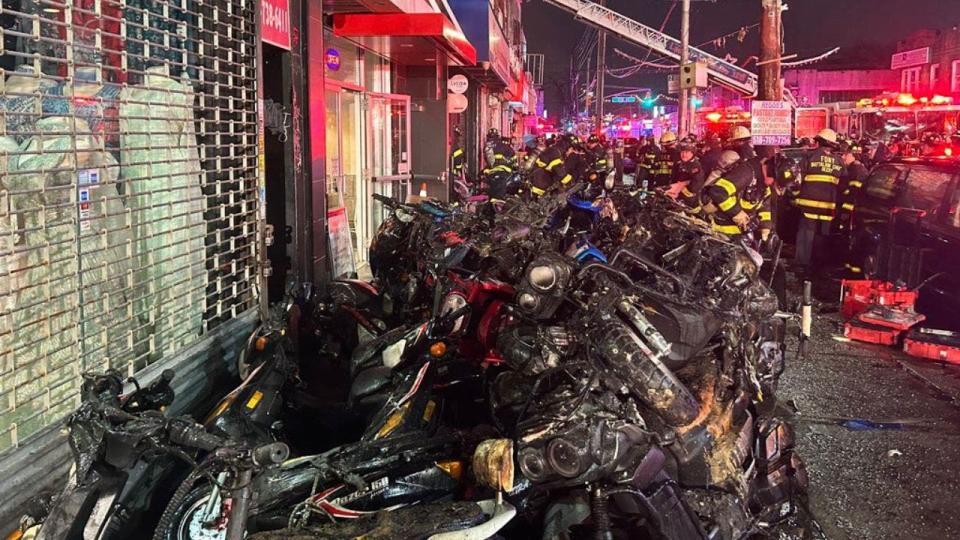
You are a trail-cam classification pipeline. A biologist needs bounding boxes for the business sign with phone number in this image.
[261,0,291,50]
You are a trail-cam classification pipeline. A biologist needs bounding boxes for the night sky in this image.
[524,0,960,115]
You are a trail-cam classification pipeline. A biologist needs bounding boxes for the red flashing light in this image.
[705,112,723,123]
[741,111,752,119]
[945,147,954,157]
[619,124,631,131]
[931,95,952,105]
[536,123,544,129]
[896,93,917,106]
[920,96,929,104]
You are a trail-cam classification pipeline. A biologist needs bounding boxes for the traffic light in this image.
[691,97,703,108]
[642,93,655,108]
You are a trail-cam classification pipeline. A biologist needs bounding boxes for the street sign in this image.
[610,96,638,104]
[260,0,291,50]
[750,100,792,146]
[448,74,469,94]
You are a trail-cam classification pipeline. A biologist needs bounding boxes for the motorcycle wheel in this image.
[154,480,226,540]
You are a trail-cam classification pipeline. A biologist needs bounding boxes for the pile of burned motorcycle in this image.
[16,183,810,540]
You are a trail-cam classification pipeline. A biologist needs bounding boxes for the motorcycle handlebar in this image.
[168,421,227,452]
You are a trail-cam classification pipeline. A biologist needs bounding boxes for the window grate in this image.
[0,0,260,453]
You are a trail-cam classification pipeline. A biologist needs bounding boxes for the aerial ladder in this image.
[542,0,798,106]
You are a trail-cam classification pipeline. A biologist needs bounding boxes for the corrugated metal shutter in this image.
[0,0,260,454]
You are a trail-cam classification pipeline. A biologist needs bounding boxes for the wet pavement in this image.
[781,312,960,540]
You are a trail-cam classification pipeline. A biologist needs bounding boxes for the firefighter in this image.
[649,131,679,189]
[702,150,756,239]
[700,132,723,177]
[795,128,845,271]
[726,125,756,160]
[635,135,658,188]
[530,134,575,196]
[585,134,611,170]
[449,127,465,181]
[482,130,516,198]
[667,141,705,213]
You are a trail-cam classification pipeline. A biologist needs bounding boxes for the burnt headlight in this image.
[528,265,557,291]
[518,447,550,482]
[517,292,540,312]
[516,253,575,320]
[546,437,585,478]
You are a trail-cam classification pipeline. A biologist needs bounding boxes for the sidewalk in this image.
[781,314,960,540]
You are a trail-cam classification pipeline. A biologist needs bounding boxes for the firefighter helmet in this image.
[587,134,601,144]
[730,126,751,141]
[815,128,839,147]
[718,150,741,170]
[660,131,678,145]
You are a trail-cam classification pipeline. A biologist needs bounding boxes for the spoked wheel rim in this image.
[178,494,228,540]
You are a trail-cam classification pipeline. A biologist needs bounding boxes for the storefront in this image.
[0,1,261,457]
[319,12,476,276]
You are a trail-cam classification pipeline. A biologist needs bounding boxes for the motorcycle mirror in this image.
[472,439,515,493]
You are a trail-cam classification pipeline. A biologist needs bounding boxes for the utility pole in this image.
[759,0,783,102]
[759,0,783,157]
[678,0,691,135]
[595,3,607,136]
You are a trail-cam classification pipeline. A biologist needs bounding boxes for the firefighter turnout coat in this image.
[704,160,757,237]
[797,147,844,222]
[530,145,573,195]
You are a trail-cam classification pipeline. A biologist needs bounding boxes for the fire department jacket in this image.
[637,142,659,182]
[650,146,679,188]
[675,157,706,212]
[449,145,465,177]
[530,145,573,195]
[483,140,516,175]
[587,144,613,171]
[797,147,844,221]
[703,159,756,236]
[838,159,868,214]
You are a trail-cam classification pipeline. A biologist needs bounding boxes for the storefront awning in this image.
[333,13,477,67]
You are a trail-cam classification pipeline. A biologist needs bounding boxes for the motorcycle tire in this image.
[153,474,222,540]
[593,321,700,427]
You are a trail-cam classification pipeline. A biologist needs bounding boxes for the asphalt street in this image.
[781,313,960,540]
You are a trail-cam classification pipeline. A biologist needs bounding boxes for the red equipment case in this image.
[841,280,919,319]
[903,329,960,365]
[857,305,926,331]
[844,319,903,346]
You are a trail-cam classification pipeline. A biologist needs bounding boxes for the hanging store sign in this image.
[750,100,792,146]
[447,93,469,114]
[890,47,931,70]
[325,48,341,71]
[448,74,469,94]
[260,0,291,50]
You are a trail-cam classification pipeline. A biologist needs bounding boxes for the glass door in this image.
[324,84,365,276]
[367,93,411,241]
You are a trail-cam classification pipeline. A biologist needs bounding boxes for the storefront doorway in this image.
[367,93,412,243]
[325,82,364,276]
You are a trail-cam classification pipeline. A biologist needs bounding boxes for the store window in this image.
[364,53,391,94]
[902,67,922,93]
[324,32,361,86]
[0,1,260,453]
[930,64,940,90]
[953,60,960,93]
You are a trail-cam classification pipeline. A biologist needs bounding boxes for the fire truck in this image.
[797,92,959,141]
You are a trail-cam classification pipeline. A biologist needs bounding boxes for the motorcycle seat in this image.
[349,366,393,404]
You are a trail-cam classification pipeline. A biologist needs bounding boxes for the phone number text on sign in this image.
[261,0,291,50]
[750,100,792,146]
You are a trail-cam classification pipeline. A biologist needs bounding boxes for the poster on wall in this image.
[327,207,356,278]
